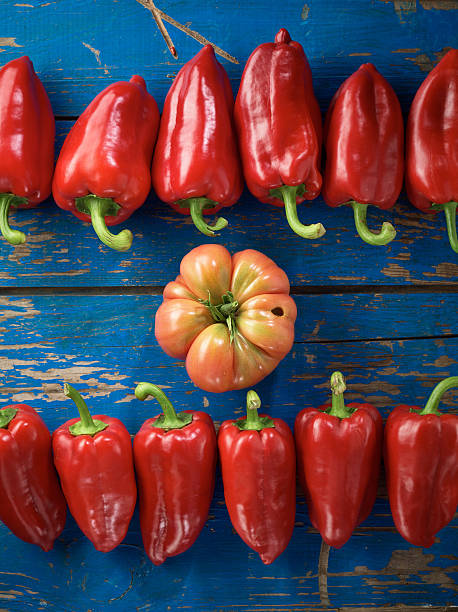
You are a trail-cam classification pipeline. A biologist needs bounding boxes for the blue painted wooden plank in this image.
[1,1,456,114]
[1,499,456,611]
[0,292,457,360]
[0,295,456,609]
[1,169,457,286]
[0,294,457,427]
[0,1,457,609]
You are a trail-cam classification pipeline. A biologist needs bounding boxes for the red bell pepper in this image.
[323,63,403,246]
[133,383,217,565]
[234,28,325,240]
[295,372,383,548]
[0,404,66,551]
[152,45,242,236]
[384,376,458,547]
[406,49,458,253]
[218,390,296,564]
[52,384,137,552]
[0,56,54,245]
[53,76,159,251]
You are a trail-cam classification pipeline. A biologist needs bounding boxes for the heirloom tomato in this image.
[155,245,297,393]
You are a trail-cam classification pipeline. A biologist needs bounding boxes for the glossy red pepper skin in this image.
[54,75,159,224]
[0,56,55,244]
[218,398,296,565]
[234,28,323,240]
[53,75,159,250]
[151,45,242,233]
[134,409,217,565]
[295,401,382,549]
[235,27,322,204]
[53,415,137,552]
[406,49,458,213]
[0,56,54,203]
[0,405,66,551]
[323,63,404,211]
[406,49,458,253]
[384,403,458,547]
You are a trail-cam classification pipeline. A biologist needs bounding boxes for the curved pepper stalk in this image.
[270,185,326,240]
[349,201,396,246]
[64,383,108,436]
[135,382,193,430]
[0,194,29,245]
[183,198,228,237]
[416,375,458,415]
[75,195,133,252]
[432,203,458,254]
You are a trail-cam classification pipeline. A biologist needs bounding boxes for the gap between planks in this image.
[0,284,457,297]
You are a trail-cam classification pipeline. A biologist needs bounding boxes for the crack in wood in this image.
[0,285,456,296]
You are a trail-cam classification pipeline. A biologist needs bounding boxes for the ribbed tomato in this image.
[155,245,297,393]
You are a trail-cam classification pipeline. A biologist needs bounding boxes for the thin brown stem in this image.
[318,540,331,607]
[136,0,239,64]
[142,0,177,58]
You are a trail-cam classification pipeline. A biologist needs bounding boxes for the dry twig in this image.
[142,0,177,58]
[318,540,331,607]
[136,0,239,64]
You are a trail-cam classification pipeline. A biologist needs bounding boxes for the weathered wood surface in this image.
[2,0,457,114]
[0,295,457,611]
[0,0,457,610]
[2,184,458,288]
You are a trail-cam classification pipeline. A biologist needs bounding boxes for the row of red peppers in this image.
[1,375,456,564]
[0,33,457,251]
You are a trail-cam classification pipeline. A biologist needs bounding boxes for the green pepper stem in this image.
[64,383,108,436]
[0,407,18,429]
[270,185,326,239]
[134,382,193,430]
[235,390,275,431]
[188,197,228,236]
[75,195,133,252]
[432,202,458,254]
[0,193,28,245]
[245,390,263,430]
[419,376,458,416]
[349,200,396,246]
[327,371,353,419]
